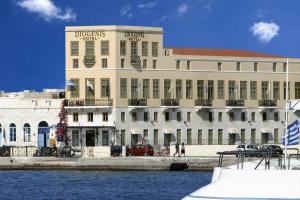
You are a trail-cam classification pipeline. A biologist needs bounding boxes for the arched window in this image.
[23,123,31,142]
[9,123,16,142]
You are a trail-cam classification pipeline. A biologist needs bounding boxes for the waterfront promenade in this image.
[0,156,237,171]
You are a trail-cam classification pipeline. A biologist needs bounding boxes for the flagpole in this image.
[284,59,289,169]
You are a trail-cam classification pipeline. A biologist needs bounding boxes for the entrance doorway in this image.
[38,121,49,147]
[102,130,109,146]
[131,134,139,146]
[86,130,96,147]
[261,133,269,144]
[164,134,172,146]
[229,134,236,145]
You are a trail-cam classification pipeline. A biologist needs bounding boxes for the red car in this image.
[127,144,154,156]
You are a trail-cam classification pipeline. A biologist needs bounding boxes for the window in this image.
[273,63,277,72]
[208,129,213,145]
[274,129,279,144]
[121,112,125,122]
[143,129,148,143]
[120,78,127,98]
[132,112,137,121]
[284,82,290,100]
[251,112,255,121]
[209,112,213,122]
[131,41,138,56]
[102,131,109,146]
[250,81,257,100]
[164,79,171,99]
[187,60,191,70]
[254,62,258,71]
[154,112,158,121]
[152,42,158,57]
[207,80,214,100]
[177,129,181,144]
[261,81,269,100]
[144,112,148,122]
[101,40,109,55]
[153,79,159,99]
[142,79,149,99]
[274,112,279,121]
[273,81,280,100]
[143,59,147,69]
[73,113,78,122]
[241,112,246,121]
[283,62,287,72]
[251,129,256,144]
[187,129,192,145]
[154,129,158,145]
[71,41,79,56]
[165,112,170,121]
[72,130,80,146]
[229,112,234,121]
[85,41,94,56]
[228,80,236,100]
[262,112,267,121]
[218,80,224,99]
[23,123,31,142]
[241,129,245,144]
[218,129,223,145]
[121,130,126,145]
[85,78,95,99]
[197,80,204,99]
[153,60,157,69]
[198,129,202,145]
[186,80,193,99]
[73,59,78,69]
[121,59,125,68]
[177,112,182,121]
[9,123,16,142]
[131,79,139,99]
[240,81,247,100]
[176,60,180,69]
[102,58,108,68]
[187,112,191,122]
[120,40,126,56]
[176,80,182,99]
[218,112,222,121]
[295,82,300,99]
[236,62,241,71]
[165,50,170,56]
[70,79,79,98]
[142,41,148,56]
[218,62,222,71]
[88,112,93,122]
[101,79,110,98]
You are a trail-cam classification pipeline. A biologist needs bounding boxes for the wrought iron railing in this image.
[226,100,244,107]
[128,99,147,106]
[64,99,113,107]
[258,100,277,107]
[195,99,212,107]
[161,99,180,106]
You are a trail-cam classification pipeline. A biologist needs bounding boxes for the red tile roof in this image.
[170,48,284,58]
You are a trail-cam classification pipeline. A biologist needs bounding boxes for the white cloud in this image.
[138,2,157,9]
[250,21,279,43]
[120,5,133,19]
[204,5,211,11]
[178,3,189,15]
[17,0,76,22]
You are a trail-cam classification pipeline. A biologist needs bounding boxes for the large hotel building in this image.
[65,25,300,150]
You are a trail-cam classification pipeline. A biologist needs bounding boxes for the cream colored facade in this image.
[65,25,300,149]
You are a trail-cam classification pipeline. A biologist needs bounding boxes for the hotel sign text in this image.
[124,32,144,41]
[75,31,105,41]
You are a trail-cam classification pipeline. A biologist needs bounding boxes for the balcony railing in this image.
[128,99,147,107]
[130,55,141,65]
[195,99,212,107]
[161,99,180,107]
[226,100,244,107]
[258,100,277,107]
[64,99,113,107]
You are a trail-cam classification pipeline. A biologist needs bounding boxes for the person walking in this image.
[180,143,185,157]
[173,142,180,157]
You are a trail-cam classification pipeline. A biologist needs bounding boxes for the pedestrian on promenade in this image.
[173,142,180,157]
[180,143,185,157]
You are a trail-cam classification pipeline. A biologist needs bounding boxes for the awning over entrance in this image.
[227,128,239,134]
[131,129,142,134]
[163,129,175,134]
[261,128,272,133]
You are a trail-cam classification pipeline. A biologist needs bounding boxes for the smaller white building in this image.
[0,89,63,147]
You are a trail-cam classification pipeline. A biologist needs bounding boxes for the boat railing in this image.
[217,150,283,170]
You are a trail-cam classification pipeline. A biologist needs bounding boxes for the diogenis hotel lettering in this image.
[75,31,105,40]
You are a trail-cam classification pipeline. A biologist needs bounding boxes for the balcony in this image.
[161,99,180,110]
[130,55,141,65]
[195,99,212,107]
[258,100,277,107]
[83,55,96,68]
[226,100,244,110]
[64,99,113,108]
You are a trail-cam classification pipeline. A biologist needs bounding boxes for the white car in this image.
[237,144,259,151]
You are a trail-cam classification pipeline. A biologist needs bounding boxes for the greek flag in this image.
[282,120,300,145]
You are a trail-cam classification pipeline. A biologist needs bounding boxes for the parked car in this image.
[261,145,283,156]
[236,144,259,151]
[127,144,154,156]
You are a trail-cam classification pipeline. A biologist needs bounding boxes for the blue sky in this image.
[1,0,300,92]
